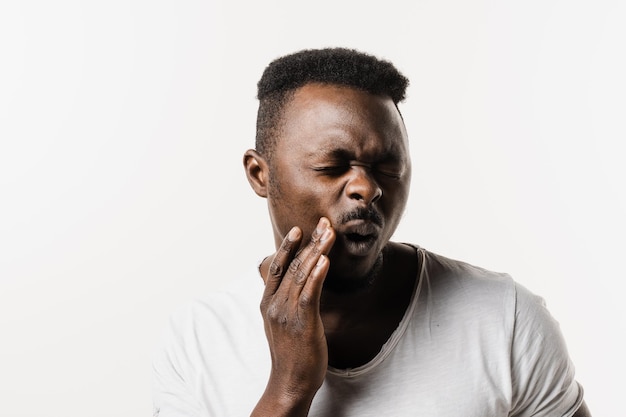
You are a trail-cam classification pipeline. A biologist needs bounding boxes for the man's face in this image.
[266,83,412,283]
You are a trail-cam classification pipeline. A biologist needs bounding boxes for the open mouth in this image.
[345,233,375,243]
[338,219,381,256]
[341,231,378,256]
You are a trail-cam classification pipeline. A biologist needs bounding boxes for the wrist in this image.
[251,380,318,417]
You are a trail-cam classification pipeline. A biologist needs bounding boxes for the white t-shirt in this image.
[152,246,583,416]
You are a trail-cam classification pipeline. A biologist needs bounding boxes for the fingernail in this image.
[288,227,301,240]
[316,255,326,268]
[315,217,328,235]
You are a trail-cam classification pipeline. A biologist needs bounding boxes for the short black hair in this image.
[255,47,409,160]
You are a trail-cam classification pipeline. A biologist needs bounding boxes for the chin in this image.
[323,252,383,295]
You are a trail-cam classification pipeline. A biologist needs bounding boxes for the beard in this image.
[322,250,384,295]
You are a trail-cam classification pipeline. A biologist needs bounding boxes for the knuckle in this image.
[269,261,283,276]
[265,303,285,323]
[279,238,293,253]
[288,257,302,273]
[298,292,314,308]
[294,269,306,284]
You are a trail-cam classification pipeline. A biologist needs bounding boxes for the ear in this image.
[243,149,269,198]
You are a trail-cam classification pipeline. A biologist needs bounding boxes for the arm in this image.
[510,283,590,417]
[252,218,335,417]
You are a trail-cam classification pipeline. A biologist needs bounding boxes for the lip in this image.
[341,218,381,232]
[337,220,381,257]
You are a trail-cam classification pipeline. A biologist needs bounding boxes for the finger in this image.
[284,218,334,297]
[263,227,301,298]
[299,254,330,318]
[299,225,335,308]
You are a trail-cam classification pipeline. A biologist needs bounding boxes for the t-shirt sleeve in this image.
[151,308,205,417]
[509,283,584,417]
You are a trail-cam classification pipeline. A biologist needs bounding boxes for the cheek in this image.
[270,181,337,228]
[382,181,411,217]
[269,175,321,215]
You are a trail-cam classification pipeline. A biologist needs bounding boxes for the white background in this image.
[1,0,624,415]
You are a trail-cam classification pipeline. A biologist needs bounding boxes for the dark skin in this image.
[243,83,591,417]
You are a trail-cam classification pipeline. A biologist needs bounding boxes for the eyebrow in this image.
[321,148,354,160]
[310,147,402,164]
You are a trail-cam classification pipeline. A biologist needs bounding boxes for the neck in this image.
[323,242,420,369]
[320,250,385,296]
[257,242,419,319]
[319,243,410,318]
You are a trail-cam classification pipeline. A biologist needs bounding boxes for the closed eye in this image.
[374,163,403,179]
[313,165,350,175]
[314,165,402,179]
[375,169,402,179]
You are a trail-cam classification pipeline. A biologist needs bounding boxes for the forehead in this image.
[276,83,408,159]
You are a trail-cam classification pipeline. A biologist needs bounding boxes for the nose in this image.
[345,164,382,205]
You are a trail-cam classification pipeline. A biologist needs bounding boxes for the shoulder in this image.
[417,247,518,306]
[153,265,265,368]
[163,269,265,347]
[401,245,584,416]
[420,247,512,282]
[152,265,268,384]
[152,266,270,415]
[415,247,566,337]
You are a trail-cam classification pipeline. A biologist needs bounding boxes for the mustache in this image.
[338,207,383,227]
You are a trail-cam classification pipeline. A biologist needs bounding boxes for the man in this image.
[152,47,591,416]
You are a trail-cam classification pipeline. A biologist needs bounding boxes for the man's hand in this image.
[252,217,336,417]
